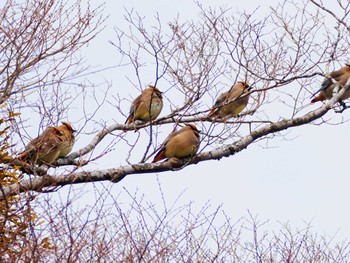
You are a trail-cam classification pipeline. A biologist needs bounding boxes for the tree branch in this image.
[4,82,348,199]
[310,0,350,32]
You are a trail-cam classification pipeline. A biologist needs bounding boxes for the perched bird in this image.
[311,64,350,103]
[19,121,76,165]
[152,124,201,163]
[125,86,163,124]
[208,82,252,119]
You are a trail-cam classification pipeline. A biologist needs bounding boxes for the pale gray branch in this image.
[6,80,349,200]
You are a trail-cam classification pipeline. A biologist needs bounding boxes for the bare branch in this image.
[4,82,348,198]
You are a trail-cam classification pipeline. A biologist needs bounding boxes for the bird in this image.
[311,64,350,103]
[19,121,76,165]
[152,124,201,163]
[208,82,252,119]
[125,86,163,124]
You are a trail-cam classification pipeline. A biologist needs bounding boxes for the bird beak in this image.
[248,86,254,91]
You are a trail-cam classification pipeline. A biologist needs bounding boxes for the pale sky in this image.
[24,0,350,243]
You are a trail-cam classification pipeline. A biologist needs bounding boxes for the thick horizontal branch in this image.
[0,161,178,199]
[2,80,349,200]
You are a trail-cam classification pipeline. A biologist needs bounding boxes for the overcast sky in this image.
[33,0,350,243]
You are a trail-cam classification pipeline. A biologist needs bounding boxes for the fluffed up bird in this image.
[152,124,201,163]
[311,64,350,103]
[125,86,163,124]
[19,121,76,165]
[208,82,252,119]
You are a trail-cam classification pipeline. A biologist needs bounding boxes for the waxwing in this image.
[125,86,163,124]
[152,124,200,163]
[19,121,75,165]
[311,64,350,103]
[208,82,252,119]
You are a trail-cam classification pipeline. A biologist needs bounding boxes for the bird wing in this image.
[35,127,63,156]
[330,68,345,80]
[125,93,142,124]
[20,127,63,160]
[228,86,245,102]
[161,128,184,148]
[311,69,346,98]
[212,91,229,108]
[152,126,184,160]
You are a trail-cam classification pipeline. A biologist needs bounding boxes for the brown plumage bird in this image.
[208,82,252,119]
[311,64,350,103]
[152,124,201,163]
[19,121,75,165]
[125,86,163,124]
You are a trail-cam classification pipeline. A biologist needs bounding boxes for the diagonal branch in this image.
[5,78,349,200]
[310,0,350,32]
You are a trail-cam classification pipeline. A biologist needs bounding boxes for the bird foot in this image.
[169,157,186,170]
[334,100,349,113]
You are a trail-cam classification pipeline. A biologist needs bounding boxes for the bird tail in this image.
[310,98,317,104]
[18,150,34,162]
[18,152,28,161]
[152,149,166,163]
[208,109,216,118]
[310,93,325,104]
[125,117,131,124]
